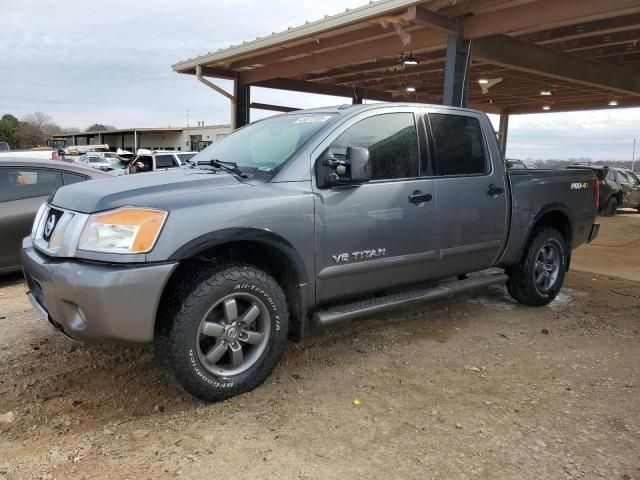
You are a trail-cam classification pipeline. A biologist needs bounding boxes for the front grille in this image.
[42,208,64,242]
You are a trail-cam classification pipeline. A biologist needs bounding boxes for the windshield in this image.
[178,153,196,162]
[88,156,105,163]
[188,113,335,173]
[109,158,128,169]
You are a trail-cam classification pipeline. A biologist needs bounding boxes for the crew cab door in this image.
[424,111,508,275]
[313,109,437,303]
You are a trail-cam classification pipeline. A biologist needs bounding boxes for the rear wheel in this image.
[507,227,567,306]
[160,264,289,401]
[603,197,617,216]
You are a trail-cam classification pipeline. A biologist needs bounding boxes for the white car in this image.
[78,152,128,172]
[0,149,61,161]
[127,151,197,174]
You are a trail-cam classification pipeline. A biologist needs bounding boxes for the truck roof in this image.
[280,102,485,117]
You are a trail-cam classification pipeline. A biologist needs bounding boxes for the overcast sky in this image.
[1,0,638,160]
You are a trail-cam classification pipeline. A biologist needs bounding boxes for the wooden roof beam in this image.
[473,34,640,96]
[228,25,393,70]
[464,0,640,38]
[518,13,640,46]
[553,29,640,53]
[254,78,394,102]
[505,98,640,114]
[241,29,447,84]
[413,6,456,33]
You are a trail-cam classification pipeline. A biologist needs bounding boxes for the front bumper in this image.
[21,241,177,343]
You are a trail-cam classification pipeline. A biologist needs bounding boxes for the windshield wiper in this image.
[207,159,248,178]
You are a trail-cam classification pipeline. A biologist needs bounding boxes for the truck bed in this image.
[499,168,597,267]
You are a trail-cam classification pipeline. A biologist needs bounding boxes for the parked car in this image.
[0,142,10,152]
[21,103,598,401]
[566,165,640,215]
[127,151,198,174]
[0,149,61,160]
[0,158,109,274]
[78,152,129,172]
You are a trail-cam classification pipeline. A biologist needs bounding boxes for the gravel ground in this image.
[0,216,638,480]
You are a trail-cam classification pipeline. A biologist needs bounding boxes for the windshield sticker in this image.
[294,115,332,124]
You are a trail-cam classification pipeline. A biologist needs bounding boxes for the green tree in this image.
[0,114,20,148]
[17,112,61,148]
[86,124,115,132]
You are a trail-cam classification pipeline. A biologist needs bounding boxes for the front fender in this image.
[168,227,309,285]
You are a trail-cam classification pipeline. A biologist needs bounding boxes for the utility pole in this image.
[633,138,637,172]
[186,110,190,151]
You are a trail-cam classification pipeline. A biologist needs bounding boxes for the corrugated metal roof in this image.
[172,0,432,71]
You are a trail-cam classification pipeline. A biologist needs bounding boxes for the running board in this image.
[312,272,508,326]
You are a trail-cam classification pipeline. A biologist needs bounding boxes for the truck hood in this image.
[50,168,244,213]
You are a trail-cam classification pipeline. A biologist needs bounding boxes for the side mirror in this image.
[316,146,372,188]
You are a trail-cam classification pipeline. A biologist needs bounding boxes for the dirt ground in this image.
[1,215,639,480]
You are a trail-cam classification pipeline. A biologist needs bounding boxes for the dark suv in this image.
[567,165,640,215]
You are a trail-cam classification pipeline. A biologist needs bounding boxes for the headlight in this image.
[78,207,167,254]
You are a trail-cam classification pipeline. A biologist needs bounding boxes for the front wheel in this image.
[506,227,567,306]
[161,264,289,401]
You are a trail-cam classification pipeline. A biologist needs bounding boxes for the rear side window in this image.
[615,170,629,184]
[0,168,63,202]
[63,172,88,185]
[429,114,487,176]
[155,154,178,168]
[329,113,419,180]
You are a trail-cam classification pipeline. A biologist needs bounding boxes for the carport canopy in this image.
[172,0,640,136]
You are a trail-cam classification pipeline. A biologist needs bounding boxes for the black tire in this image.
[603,197,617,217]
[506,227,567,307]
[160,264,289,401]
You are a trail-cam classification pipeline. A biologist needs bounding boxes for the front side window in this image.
[429,114,487,176]
[0,168,63,202]
[329,113,419,180]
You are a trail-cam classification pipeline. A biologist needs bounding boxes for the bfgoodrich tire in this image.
[506,227,567,307]
[162,264,288,402]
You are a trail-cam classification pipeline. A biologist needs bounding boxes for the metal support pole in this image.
[186,110,190,151]
[352,88,364,104]
[632,138,636,172]
[134,130,138,152]
[443,33,471,107]
[234,82,251,129]
[196,65,237,129]
[498,113,509,158]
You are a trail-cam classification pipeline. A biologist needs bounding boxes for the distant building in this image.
[51,124,231,152]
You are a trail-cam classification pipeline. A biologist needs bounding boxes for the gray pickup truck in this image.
[21,103,599,401]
